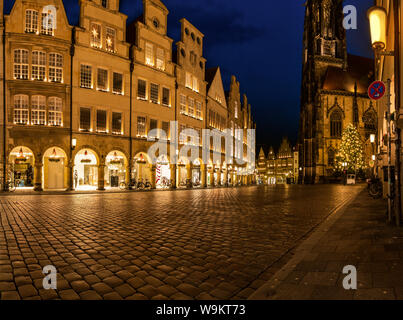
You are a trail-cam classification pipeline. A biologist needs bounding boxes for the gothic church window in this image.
[330,111,342,138]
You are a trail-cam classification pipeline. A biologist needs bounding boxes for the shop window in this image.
[138,79,147,100]
[31,95,46,125]
[25,10,38,34]
[80,64,92,88]
[32,51,46,81]
[150,83,159,104]
[14,49,29,80]
[48,97,63,126]
[14,95,29,125]
[97,68,108,91]
[112,72,123,94]
[97,110,107,133]
[49,53,63,82]
[112,112,122,135]
[162,88,170,106]
[80,107,91,132]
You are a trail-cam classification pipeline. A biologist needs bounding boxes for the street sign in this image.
[368,81,386,100]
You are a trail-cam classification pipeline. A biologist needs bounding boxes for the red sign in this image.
[368,81,386,100]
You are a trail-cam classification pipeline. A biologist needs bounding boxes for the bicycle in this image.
[119,178,137,190]
[0,180,16,192]
[367,178,383,199]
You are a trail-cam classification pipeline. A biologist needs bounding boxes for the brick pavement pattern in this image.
[251,189,403,300]
[0,185,361,300]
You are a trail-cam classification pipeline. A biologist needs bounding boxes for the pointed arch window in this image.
[328,148,335,167]
[330,110,342,138]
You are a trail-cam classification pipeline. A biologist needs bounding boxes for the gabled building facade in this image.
[0,0,256,192]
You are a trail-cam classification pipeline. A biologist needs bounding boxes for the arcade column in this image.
[97,164,105,191]
[34,162,43,192]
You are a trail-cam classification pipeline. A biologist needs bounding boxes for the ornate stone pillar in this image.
[34,162,43,192]
[210,168,215,187]
[97,164,105,191]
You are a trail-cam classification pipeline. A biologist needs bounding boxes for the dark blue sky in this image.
[5,0,375,150]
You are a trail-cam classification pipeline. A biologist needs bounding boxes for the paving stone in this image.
[1,291,21,300]
[71,280,90,293]
[115,284,136,298]
[80,290,103,300]
[92,283,113,295]
[59,289,80,300]
[18,284,38,298]
[103,292,123,300]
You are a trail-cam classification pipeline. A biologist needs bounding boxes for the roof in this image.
[205,67,219,91]
[322,55,374,94]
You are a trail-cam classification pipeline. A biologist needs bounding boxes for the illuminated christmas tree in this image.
[335,124,366,173]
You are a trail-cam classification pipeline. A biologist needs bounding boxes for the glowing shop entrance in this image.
[9,147,35,189]
[105,151,127,188]
[74,149,98,190]
[43,147,67,190]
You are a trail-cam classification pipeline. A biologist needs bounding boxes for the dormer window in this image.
[91,23,102,48]
[25,10,39,34]
[145,43,154,66]
[105,27,116,52]
[41,10,55,36]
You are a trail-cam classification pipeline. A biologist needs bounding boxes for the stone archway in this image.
[9,146,35,189]
[74,148,99,190]
[105,151,128,189]
[43,147,68,190]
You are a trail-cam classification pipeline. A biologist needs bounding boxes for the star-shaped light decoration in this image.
[92,28,98,39]
[106,37,113,49]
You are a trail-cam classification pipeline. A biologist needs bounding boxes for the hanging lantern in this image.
[81,150,92,163]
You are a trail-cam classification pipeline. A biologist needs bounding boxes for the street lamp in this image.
[72,138,77,150]
[368,6,387,50]
[370,134,376,144]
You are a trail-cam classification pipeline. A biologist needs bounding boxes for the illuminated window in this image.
[91,23,102,48]
[49,53,63,82]
[150,83,159,104]
[97,68,108,91]
[31,95,46,125]
[112,72,123,94]
[137,117,146,137]
[41,10,55,36]
[14,95,29,125]
[179,125,186,144]
[14,49,29,80]
[196,101,202,119]
[162,88,170,106]
[48,97,63,126]
[188,98,195,117]
[193,77,199,92]
[180,95,187,114]
[106,27,116,52]
[137,79,147,100]
[97,110,107,133]
[25,10,38,34]
[32,51,46,81]
[145,43,154,66]
[185,72,192,89]
[156,48,165,70]
[80,107,91,131]
[112,112,122,135]
[80,64,92,88]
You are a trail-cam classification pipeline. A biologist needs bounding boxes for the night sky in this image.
[5,0,375,150]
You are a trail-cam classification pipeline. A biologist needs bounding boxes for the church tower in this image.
[298,0,347,184]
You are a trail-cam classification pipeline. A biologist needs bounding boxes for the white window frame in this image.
[32,51,46,81]
[180,94,187,114]
[48,97,63,126]
[188,98,195,117]
[41,11,55,36]
[31,95,47,125]
[137,79,147,100]
[49,53,63,83]
[145,43,154,66]
[137,116,146,137]
[150,83,159,104]
[196,101,202,119]
[14,95,29,125]
[156,47,165,70]
[25,9,39,34]
[185,72,192,89]
[112,72,123,95]
[14,49,29,80]
[80,64,92,88]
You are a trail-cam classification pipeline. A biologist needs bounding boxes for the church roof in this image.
[322,55,374,94]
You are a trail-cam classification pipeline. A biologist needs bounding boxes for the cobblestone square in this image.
[0,185,362,300]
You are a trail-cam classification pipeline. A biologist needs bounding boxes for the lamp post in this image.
[368,5,397,225]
